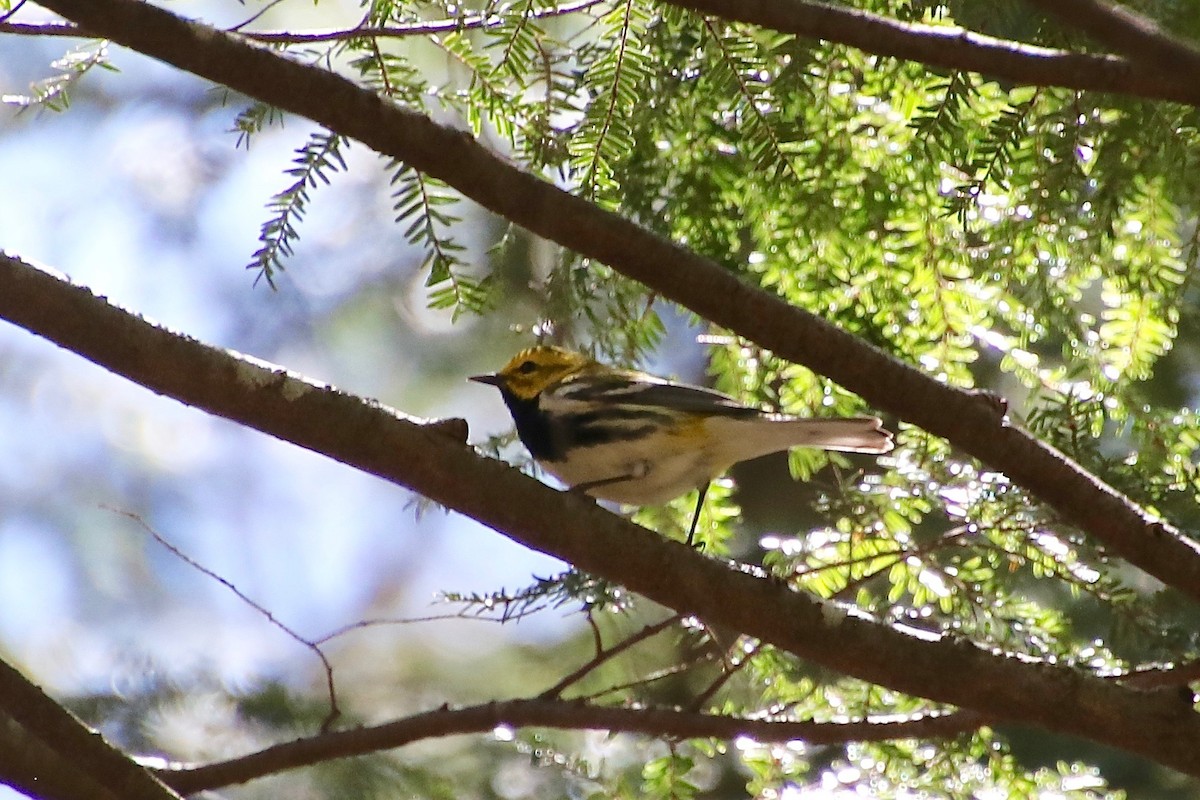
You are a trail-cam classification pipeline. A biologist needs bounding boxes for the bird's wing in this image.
[559,370,761,418]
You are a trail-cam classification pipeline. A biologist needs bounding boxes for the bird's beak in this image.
[469,373,503,387]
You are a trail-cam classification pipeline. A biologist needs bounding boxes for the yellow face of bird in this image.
[471,346,593,400]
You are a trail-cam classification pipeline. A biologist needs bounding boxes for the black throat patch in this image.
[500,390,564,462]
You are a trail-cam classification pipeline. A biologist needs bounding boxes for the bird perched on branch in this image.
[471,346,893,545]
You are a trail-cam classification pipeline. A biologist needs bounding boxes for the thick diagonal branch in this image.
[2,252,1199,775]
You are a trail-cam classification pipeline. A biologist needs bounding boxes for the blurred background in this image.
[5,2,1200,798]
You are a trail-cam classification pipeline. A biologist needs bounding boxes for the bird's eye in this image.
[517,360,538,374]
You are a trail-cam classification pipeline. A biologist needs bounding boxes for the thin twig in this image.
[313,610,530,646]
[585,609,605,657]
[539,615,683,699]
[0,0,29,25]
[108,508,343,731]
[687,640,759,711]
[226,0,288,33]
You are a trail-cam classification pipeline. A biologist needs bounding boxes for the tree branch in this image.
[0,21,81,36]
[660,0,1200,105]
[1022,0,1200,76]
[0,656,182,800]
[0,713,128,800]
[28,0,1200,609]
[1119,658,1200,691]
[2,251,1199,776]
[0,0,606,42]
[158,699,980,793]
[243,0,607,43]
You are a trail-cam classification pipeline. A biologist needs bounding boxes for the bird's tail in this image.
[704,414,894,465]
[776,416,894,453]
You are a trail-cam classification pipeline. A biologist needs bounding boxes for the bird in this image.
[471,345,893,545]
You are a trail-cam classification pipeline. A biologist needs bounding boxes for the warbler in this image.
[471,346,893,544]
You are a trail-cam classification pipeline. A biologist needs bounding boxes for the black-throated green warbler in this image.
[471,346,894,544]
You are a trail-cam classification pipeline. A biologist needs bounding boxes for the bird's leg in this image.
[686,482,709,548]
